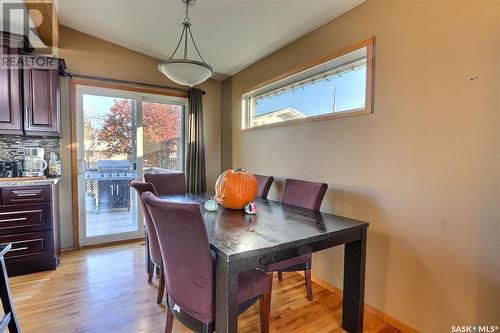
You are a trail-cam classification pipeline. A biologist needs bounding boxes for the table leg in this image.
[0,256,20,333]
[215,257,239,333]
[342,228,367,333]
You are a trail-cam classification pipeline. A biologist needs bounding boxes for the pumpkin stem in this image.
[234,168,243,172]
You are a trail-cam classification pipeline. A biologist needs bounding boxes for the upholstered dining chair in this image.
[144,172,186,195]
[142,192,272,333]
[129,179,165,304]
[254,174,274,199]
[266,178,328,301]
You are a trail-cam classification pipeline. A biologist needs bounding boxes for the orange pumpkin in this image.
[215,168,257,209]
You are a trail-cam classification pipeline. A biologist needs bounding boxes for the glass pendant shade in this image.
[158,59,213,87]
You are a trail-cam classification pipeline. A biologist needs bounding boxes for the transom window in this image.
[242,38,374,129]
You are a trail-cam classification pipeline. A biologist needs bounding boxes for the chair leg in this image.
[201,324,211,333]
[157,269,165,304]
[277,271,283,282]
[155,265,160,277]
[259,291,271,333]
[304,268,313,301]
[165,307,174,333]
[147,261,154,283]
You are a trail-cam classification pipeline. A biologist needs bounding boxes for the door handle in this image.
[77,159,86,175]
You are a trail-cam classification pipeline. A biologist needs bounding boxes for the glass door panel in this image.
[75,86,187,246]
[76,87,141,245]
[142,101,184,173]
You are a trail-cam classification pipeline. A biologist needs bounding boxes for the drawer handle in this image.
[10,247,29,252]
[14,193,40,198]
[0,209,43,216]
[0,217,28,223]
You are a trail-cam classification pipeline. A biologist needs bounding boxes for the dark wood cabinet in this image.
[0,32,61,137]
[2,186,51,204]
[23,67,60,136]
[0,43,23,135]
[0,184,60,276]
[0,203,51,235]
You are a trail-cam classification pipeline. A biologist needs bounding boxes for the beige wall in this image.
[57,26,221,249]
[221,0,499,331]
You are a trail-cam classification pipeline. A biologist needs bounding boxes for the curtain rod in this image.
[64,72,206,95]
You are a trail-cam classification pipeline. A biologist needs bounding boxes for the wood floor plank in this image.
[8,242,397,333]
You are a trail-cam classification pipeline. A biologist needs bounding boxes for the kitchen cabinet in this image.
[0,32,62,137]
[0,36,23,135]
[23,66,60,136]
[0,183,60,276]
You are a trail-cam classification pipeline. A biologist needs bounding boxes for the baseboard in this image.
[78,238,144,250]
[297,272,419,333]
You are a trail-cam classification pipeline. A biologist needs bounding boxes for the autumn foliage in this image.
[97,100,182,167]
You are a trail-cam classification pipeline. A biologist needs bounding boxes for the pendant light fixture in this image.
[158,0,214,87]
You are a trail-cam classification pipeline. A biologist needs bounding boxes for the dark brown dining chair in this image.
[144,172,186,195]
[129,179,165,304]
[266,178,328,301]
[254,174,274,199]
[142,192,272,333]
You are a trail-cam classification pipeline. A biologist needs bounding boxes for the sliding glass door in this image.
[141,99,184,174]
[75,85,186,246]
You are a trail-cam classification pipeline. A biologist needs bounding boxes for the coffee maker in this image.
[22,147,47,177]
[0,160,24,178]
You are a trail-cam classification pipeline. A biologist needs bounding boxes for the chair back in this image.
[142,192,214,323]
[144,172,186,195]
[281,178,328,211]
[129,179,161,264]
[254,174,274,199]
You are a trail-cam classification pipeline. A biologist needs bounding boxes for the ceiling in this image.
[59,0,365,80]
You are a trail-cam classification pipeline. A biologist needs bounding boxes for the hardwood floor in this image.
[8,242,399,333]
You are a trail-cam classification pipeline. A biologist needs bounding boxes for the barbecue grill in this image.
[85,160,135,211]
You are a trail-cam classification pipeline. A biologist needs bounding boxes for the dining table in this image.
[160,193,369,333]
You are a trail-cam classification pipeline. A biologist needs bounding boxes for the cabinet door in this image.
[23,66,60,136]
[0,46,23,135]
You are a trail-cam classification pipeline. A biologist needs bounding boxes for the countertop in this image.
[0,177,61,187]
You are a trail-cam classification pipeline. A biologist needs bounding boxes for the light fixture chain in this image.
[185,0,190,22]
[182,0,192,59]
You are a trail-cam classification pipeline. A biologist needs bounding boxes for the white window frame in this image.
[242,37,374,130]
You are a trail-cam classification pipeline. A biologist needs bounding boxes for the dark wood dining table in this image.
[160,193,368,333]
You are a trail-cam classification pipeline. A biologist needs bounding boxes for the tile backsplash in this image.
[0,135,61,161]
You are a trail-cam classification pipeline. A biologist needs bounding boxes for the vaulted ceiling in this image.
[58,0,365,80]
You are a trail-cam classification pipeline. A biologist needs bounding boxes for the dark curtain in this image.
[186,88,206,194]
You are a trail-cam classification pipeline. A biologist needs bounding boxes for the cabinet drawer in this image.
[0,204,51,234]
[2,186,51,204]
[0,231,52,260]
